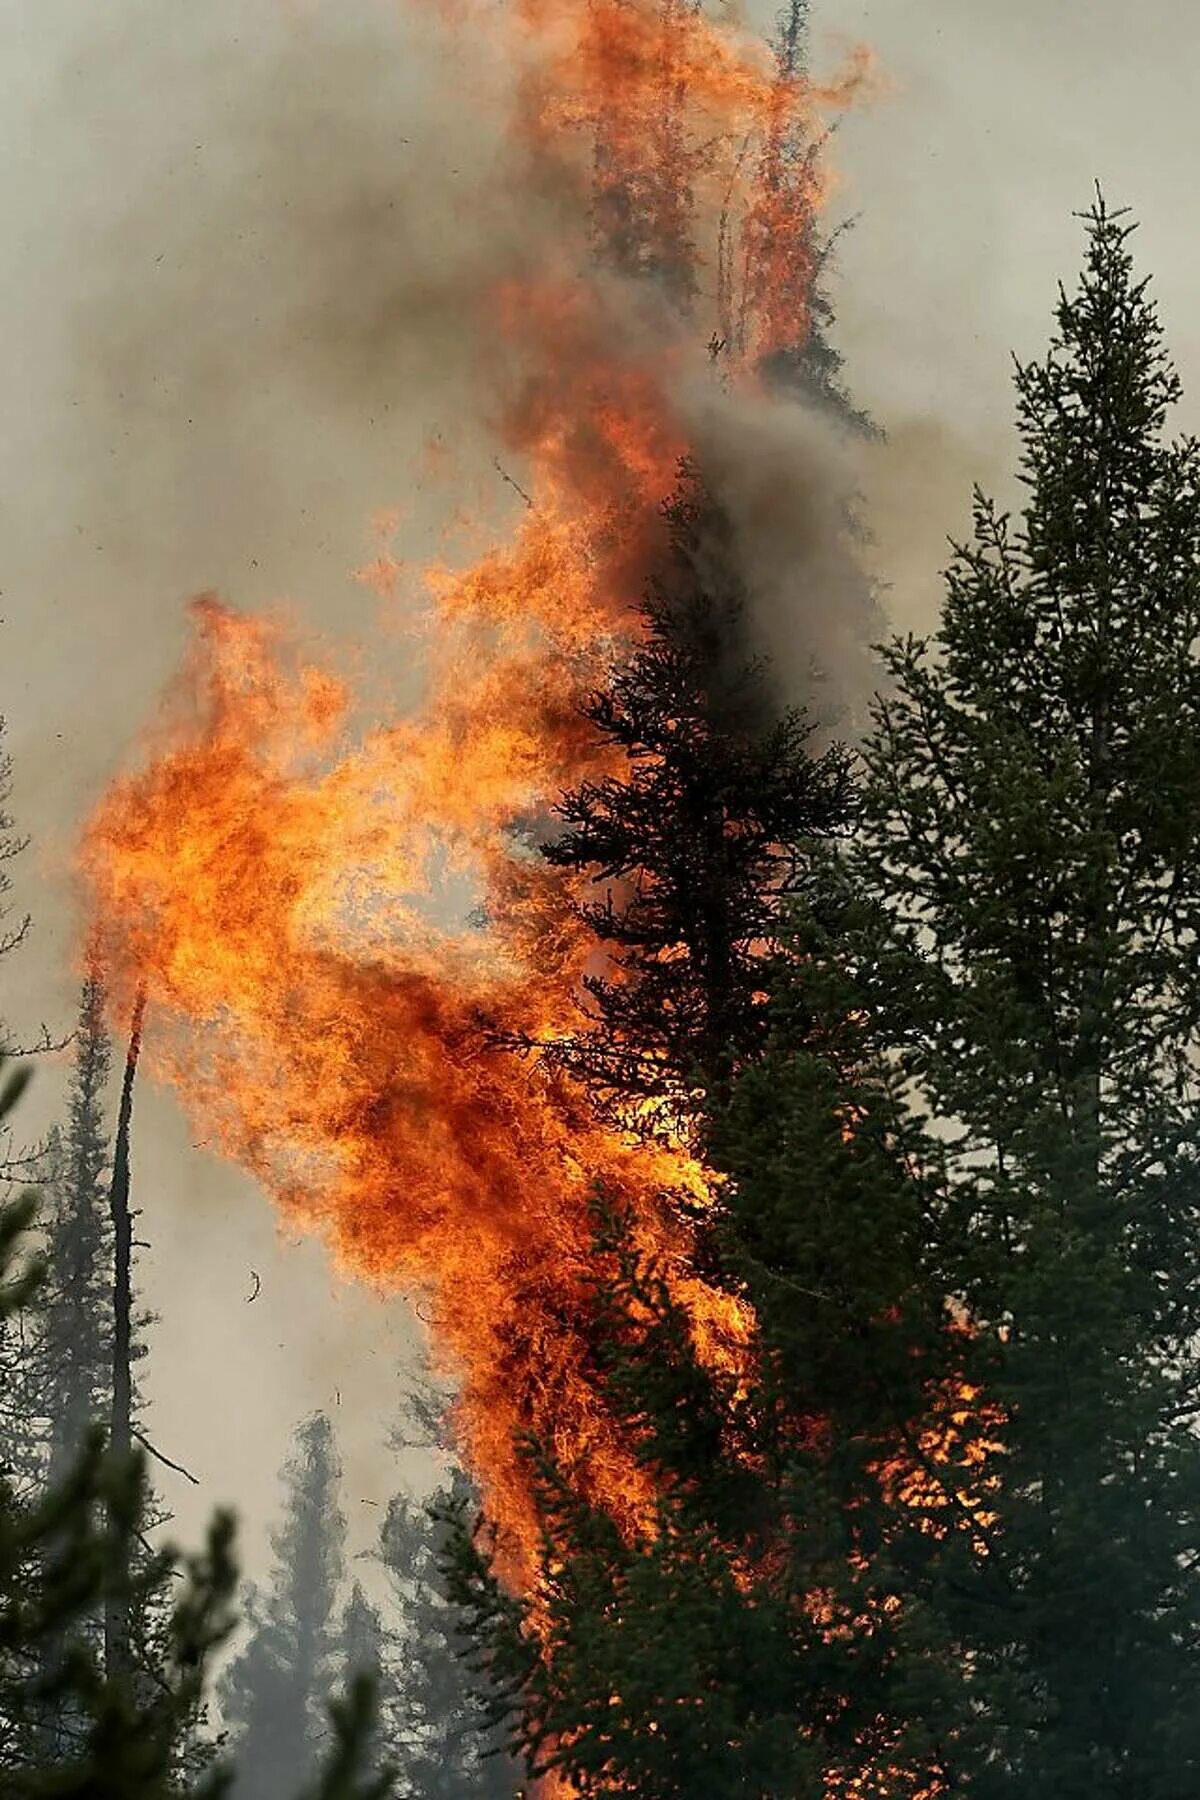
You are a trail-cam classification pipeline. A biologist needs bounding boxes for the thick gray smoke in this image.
[59,2,530,619]
[682,377,884,732]
[29,0,911,815]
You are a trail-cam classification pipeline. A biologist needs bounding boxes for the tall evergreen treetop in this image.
[871,195,1200,1145]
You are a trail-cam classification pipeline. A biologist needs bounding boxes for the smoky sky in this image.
[2,0,1199,1588]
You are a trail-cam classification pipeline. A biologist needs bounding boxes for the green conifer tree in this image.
[41,975,113,1486]
[842,193,1200,1797]
[381,1474,519,1800]
[0,1052,239,1797]
[0,1180,388,1800]
[219,1413,347,1797]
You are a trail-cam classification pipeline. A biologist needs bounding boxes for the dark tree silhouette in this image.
[537,462,854,1137]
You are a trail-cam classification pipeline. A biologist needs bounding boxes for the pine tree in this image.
[0,1181,389,1799]
[220,1412,347,1797]
[9,974,116,1762]
[448,445,922,1791]
[41,975,113,1486]
[844,194,1200,1796]
[537,459,853,1136]
[381,1475,519,1800]
[339,1583,387,1784]
[0,1049,238,1797]
[456,104,875,1784]
[446,952,963,1797]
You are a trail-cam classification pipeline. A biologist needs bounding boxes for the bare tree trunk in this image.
[104,985,146,1678]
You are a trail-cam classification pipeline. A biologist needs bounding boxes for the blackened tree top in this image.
[542,463,854,1132]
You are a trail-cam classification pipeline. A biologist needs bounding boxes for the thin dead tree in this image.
[104,983,146,1677]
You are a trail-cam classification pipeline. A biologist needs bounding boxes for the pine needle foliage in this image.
[541,460,854,1133]
[848,193,1200,1797]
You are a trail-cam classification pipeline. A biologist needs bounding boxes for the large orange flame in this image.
[80,0,871,1582]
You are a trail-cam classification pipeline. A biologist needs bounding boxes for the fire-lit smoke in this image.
[81,0,874,1574]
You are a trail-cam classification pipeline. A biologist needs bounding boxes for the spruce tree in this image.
[537,459,853,1134]
[0,1054,239,1797]
[449,445,920,1792]
[845,194,1200,1797]
[0,1182,388,1799]
[381,1475,519,1800]
[41,975,113,1487]
[220,1412,347,1798]
[447,951,962,1798]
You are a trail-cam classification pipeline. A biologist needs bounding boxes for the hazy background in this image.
[1,0,1197,1580]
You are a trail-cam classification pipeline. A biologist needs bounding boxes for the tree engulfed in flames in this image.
[81,0,869,1575]
[77,5,1008,1791]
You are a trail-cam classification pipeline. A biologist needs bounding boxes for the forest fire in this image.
[0,6,1187,1794]
[80,0,870,1582]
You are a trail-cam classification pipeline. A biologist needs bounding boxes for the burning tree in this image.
[71,0,884,1788]
[78,0,874,1592]
[535,458,855,1134]
[448,197,1200,1798]
[3,0,893,1793]
[445,935,966,1797]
